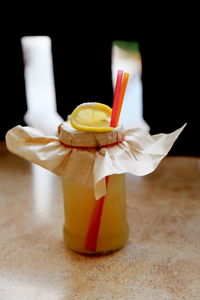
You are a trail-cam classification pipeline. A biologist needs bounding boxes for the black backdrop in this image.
[0,22,199,156]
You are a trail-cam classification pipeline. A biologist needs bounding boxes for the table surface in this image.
[0,141,200,300]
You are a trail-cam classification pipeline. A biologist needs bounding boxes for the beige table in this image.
[0,141,200,300]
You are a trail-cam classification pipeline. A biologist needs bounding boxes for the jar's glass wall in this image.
[62,174,129,255]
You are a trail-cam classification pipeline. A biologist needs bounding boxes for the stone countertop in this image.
[0,141,200,300]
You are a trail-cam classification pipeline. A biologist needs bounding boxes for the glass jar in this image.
[62,173,129,255]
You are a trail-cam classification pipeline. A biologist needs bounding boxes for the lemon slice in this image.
[70,102,114,132]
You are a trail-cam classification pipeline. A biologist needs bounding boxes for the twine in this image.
[60,136,126,150]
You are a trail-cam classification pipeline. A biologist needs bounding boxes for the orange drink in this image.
[63,174,129,255]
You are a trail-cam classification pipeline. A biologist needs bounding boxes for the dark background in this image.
[0,19,199,156]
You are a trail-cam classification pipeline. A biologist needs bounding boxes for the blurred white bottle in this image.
[21,36,64,135]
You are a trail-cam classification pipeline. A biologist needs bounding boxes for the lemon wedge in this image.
[70,102,114,132]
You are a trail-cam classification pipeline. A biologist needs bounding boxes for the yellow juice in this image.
[63,174,129,254]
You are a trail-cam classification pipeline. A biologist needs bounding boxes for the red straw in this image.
[84,70,128,252]
[115,72,129,126]
[84,177,109,252]
[110,70,124,127]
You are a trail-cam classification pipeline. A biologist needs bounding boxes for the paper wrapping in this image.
[6,122,186,200]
